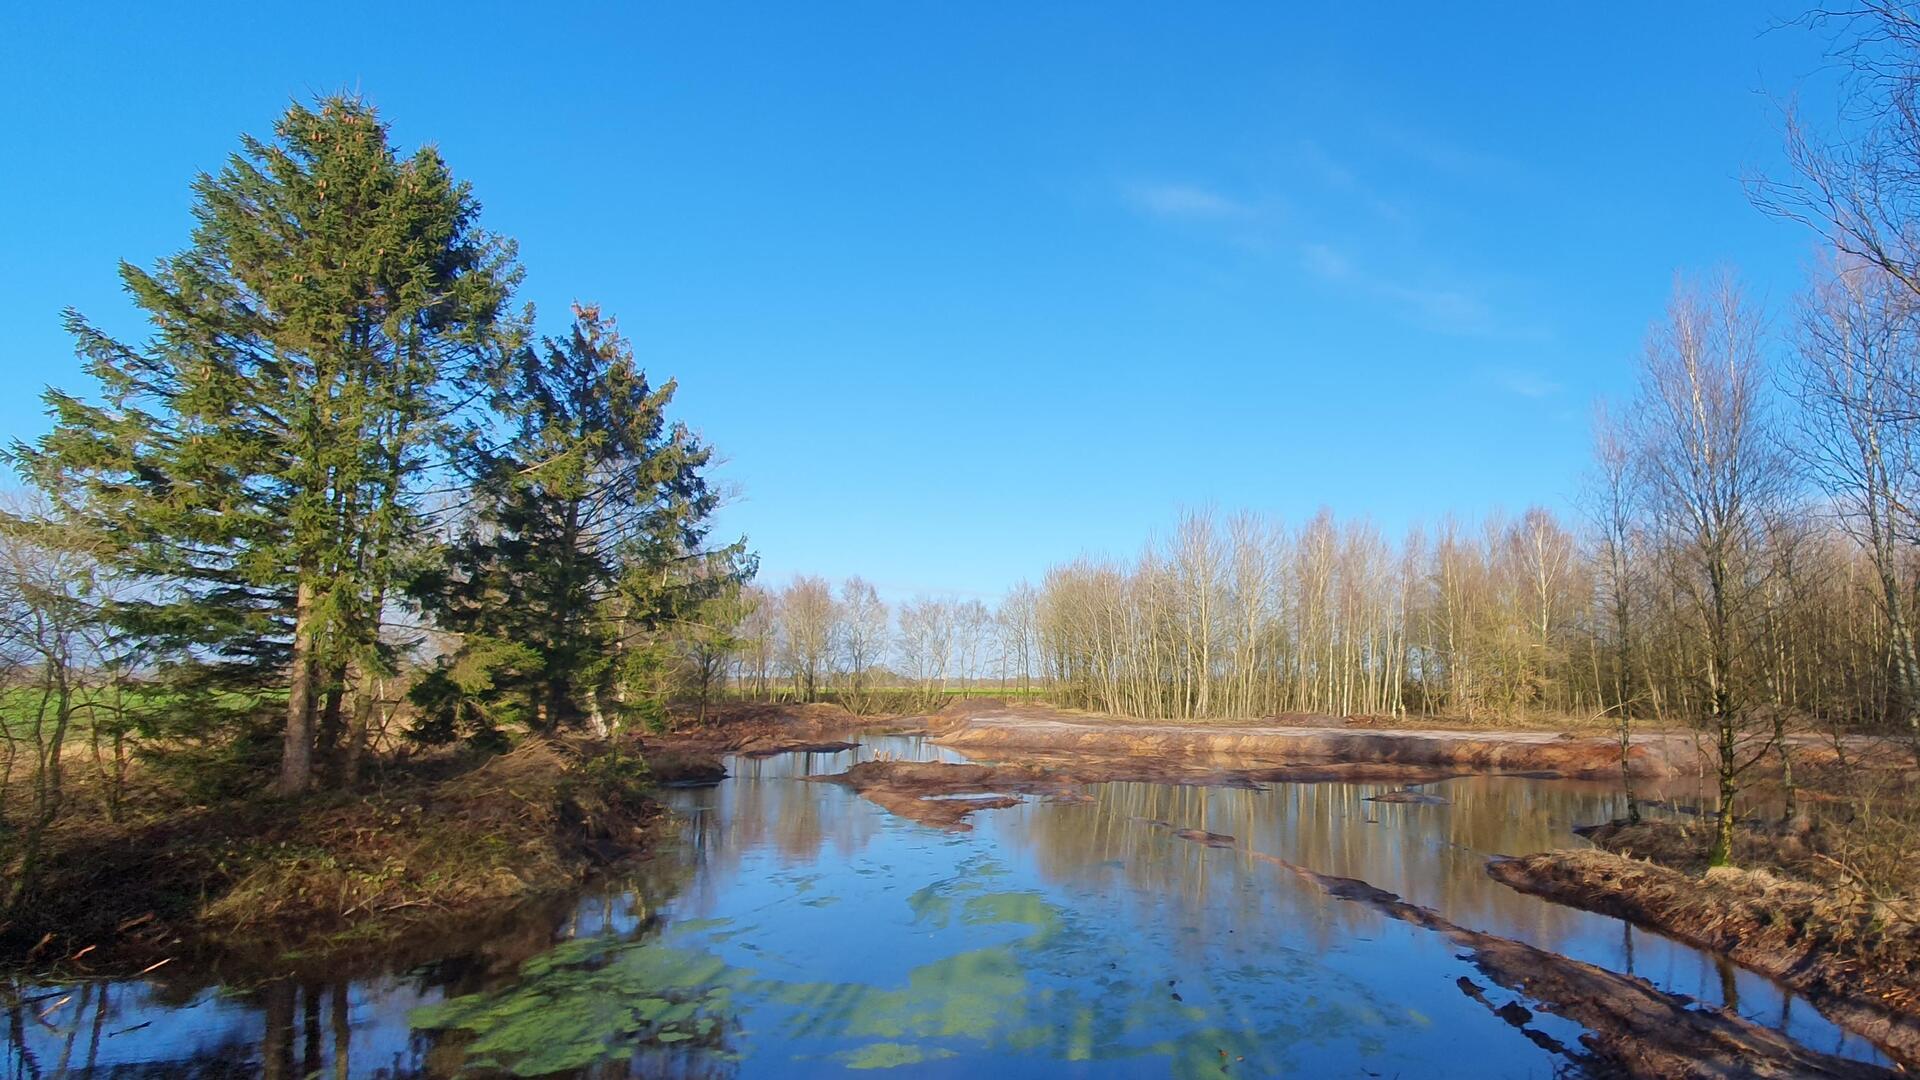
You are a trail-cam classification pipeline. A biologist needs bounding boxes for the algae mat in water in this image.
[409,854,1396,1076]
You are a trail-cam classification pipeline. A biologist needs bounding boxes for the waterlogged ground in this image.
[1,734,1894,1077]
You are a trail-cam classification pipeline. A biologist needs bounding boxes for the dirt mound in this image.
[816,761,1071,828]
[1366,788,1451,805]
[1490,847,1920,1068]
[933,702,1677,779]
[819,758,1496,831]
[672,701,860,732]
[929,696,1049,726]
[644,750,729,784]
[649,702,901,757]
[737,740,858,759]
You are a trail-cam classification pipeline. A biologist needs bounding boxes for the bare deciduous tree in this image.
[777,576,836,703]
[897,596,955,707]
[1585,402,1645,822]
[1793,255,1920,743]
[1630,275,1785,866]
[837,577,889,713]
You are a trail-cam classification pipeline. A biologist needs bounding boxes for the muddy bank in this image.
[929,699,1685,779]
[737,739,859,759]
[645,701,906,759]
[817,758,1471,830]
[1151,822,1893,1079]
[643,749,729,784]
[816,761,1108,829]
[0,739,664,977]
[1490,836,1920,1069]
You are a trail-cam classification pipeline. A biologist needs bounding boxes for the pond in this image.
[1,733,1893,1077]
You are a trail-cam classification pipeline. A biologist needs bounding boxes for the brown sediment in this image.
[928,699,1685,779]
[736,739,860,758]
[1149,822,1894,1079]
[643,750,728,784]
[814,762,1074,829]
[1171,827,1236,847]
[814,759,1479,830]
[864,791,1025,830]
[1364,788,1451,804]
[643,701,913,758]
[1488,843,1920,1069]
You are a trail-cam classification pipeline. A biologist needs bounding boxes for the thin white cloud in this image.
[1119,180,1251,221]
[1488,368,1563,399]
[1371,123,1524,183]
[1297,241,1519,339]
[1291,140,1410,224]
[1114,157,1543,340]
[1299,242,1354,280]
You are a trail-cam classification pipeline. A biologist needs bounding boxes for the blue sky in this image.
[0,3,1845,601]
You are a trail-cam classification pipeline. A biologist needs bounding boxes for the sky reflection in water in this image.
[1,733,1892,1077]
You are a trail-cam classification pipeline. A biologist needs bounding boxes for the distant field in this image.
[0,685,284,740]
[718,686,1053,709]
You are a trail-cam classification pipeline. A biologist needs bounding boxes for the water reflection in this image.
[0,734,1891,1077]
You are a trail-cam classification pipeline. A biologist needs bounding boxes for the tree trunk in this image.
[315,671,346,782]
[1708,670,1739,867]
[546,678,569,732]
[342,674,378,789]
[1615,583,1640,824]
[277,580,318,796]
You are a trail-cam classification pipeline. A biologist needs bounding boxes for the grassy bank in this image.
[0,737,665,975]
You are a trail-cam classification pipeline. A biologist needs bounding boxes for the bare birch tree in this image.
[1792,255,1920,744]
[1586,403,1646,822]
[837,577,889,714]
[1629,276,1784,866]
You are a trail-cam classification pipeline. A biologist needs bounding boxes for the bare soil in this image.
[737,740,859,759]
[1490,822,1920,1069]
[647,701,902,758]
[816,758,1481,830]
[928,698,1689,779]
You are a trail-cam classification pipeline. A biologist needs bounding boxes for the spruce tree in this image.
[11,97,523,793]
[412,304,750,740]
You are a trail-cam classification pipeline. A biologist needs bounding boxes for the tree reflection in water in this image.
[0,740,1889,1077]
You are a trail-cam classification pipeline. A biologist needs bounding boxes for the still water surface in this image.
[2,734,1892,1077]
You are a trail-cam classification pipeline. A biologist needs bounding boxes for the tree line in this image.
[698,5,1920,868]
[705,253,1917,870]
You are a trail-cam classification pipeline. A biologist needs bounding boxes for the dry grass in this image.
[0,737,662,973]
[1495,845,1920,1018]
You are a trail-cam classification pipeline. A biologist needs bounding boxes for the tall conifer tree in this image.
[12,97,523,793]
[411,304,750,739]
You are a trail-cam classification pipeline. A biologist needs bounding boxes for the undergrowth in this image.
[0,737,663,973]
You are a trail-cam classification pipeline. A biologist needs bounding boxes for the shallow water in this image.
[1,733,1893,1077]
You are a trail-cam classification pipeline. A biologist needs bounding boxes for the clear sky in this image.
[0,3,1847,602]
